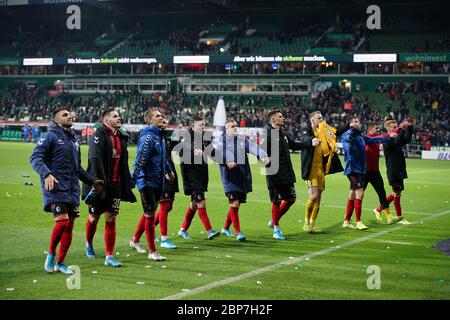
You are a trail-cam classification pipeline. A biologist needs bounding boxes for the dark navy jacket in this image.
[81,124,136,203]
[342,128,391,176]
[217,134,268,194]
[30,122,95,212]
[383,126,413,181]
[131,125,172,192]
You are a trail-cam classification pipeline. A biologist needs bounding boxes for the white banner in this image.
[421,150,450,160]
[353,54,397,63]
[23,58,53,66]
[173,56,210,64]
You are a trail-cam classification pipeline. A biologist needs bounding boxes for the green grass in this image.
[0,141,449,300]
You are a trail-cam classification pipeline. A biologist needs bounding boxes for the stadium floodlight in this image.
[219,43,231,53]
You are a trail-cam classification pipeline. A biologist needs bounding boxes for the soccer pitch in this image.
[0,141,449,300]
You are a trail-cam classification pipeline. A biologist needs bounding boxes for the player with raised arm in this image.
[341,116,396,230]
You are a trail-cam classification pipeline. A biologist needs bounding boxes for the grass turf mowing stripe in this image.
[160,209,450,300]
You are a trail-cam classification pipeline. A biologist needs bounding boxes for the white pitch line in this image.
[381,240,413,246]
[160,209,450,300]
[407,169,450,175]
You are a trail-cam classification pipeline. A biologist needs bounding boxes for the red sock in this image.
[182,207,197,231]
[145,214,156,253]
[133,214,146,243]
[154,212,159,227]
[49,220,68,255]
[386,194,394,204]
[157,201,172,237]
[224,212,232,230]
[271,201,281,227]
[85,218,97,246]
[57,220,74,264]
[344,199,354,221]
[279,198,295,218]
[197,207,212,231]
[354,199,362,222]
[393,196,402,217]
[104,221,116,256]
[229,207,241,233]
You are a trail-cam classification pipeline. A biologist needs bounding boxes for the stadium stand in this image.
[0,1,448,149]
[1,79,448,147]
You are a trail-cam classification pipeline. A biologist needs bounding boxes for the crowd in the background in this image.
[1,81,449,147]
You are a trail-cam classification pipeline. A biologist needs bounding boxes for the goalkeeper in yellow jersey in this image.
[300,111,349,233]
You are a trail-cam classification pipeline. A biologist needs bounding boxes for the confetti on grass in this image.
[295,264,304,270]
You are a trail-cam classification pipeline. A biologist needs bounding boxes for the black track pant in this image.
[364,171,389,210]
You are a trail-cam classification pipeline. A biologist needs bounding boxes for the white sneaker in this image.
[398,219,412,225]
[268,220,274,229]
[342,221,356,229]
[148,251,166,261]
[129,240,146,253]
[356,221,368,230]
[373,208,383,221]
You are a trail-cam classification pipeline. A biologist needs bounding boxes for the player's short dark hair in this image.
[267,109,281,122]
[368,122,379,130]
[52,107,70,118]
[347,115,359,124]
[192,115,203,123]
[226,117,236,124]
[101,108,117,120]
